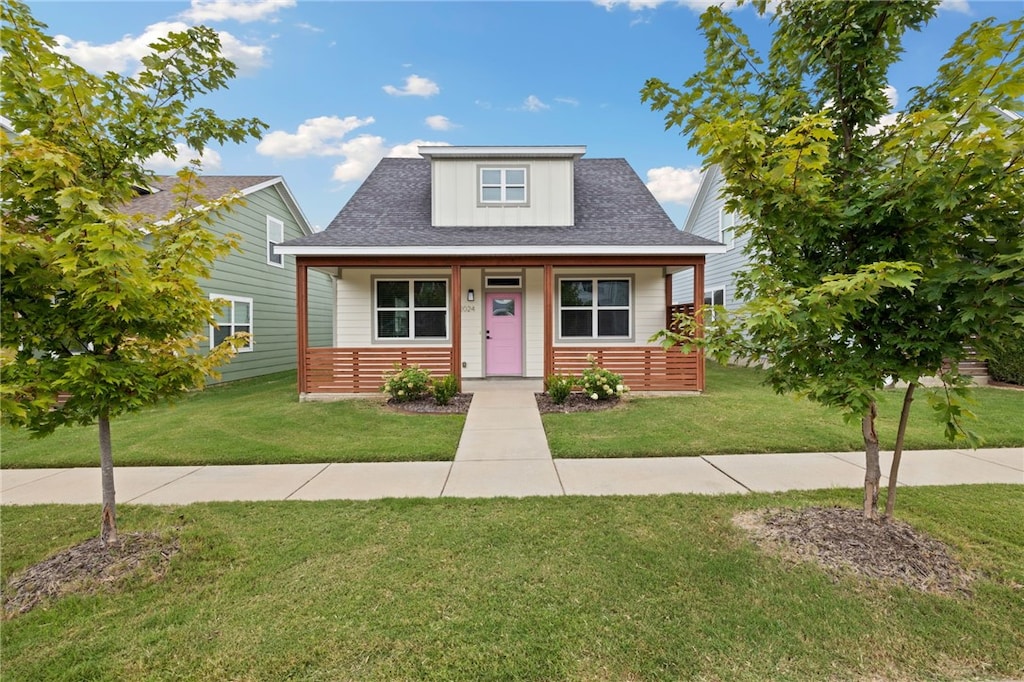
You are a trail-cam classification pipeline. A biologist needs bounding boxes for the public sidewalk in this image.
[1,377,1021,505]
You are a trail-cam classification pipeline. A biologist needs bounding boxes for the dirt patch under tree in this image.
[734,506,974,596]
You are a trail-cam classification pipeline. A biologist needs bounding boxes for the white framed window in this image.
[719,208,738,250]
[703,287,725,321]
[559,278,631,339]
[375,280,448,340]
[210,294,253,352]
[479,167,528,205]
[267,216,284,267]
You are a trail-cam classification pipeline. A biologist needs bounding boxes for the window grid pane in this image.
[375,280,448,339]
[559,278,630,339]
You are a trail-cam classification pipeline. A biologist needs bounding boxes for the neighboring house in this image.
[128,176,335,383]
[276,145,726,399]
[672,163,749,314]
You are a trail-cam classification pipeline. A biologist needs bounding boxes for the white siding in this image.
[335,268,453,347]
[673,165,749,310]
[461,268,484,378]
[524,268,545,377]
[431,158,574,227]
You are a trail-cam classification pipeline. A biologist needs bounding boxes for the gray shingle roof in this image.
[281,158,722,250]
[126,175,278,218]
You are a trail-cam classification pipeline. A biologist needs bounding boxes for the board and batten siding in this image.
[201,185,334,382]
[673,165,748,310]
[430,158,574,227]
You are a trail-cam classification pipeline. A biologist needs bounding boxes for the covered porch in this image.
[295,255,706,398]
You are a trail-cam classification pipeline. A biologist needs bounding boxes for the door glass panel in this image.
[492,298,515,316]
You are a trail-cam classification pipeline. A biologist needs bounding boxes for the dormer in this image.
[419,145,586,228]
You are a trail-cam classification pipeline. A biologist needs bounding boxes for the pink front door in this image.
[485,292,523,376]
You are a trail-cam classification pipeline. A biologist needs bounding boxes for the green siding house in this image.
[129,175,335,383]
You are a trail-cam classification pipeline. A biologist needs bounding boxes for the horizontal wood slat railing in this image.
[666,303,696,333]
[305,347,455,393]
[551,346,700,391]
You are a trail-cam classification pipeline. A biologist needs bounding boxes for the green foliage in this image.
[579,358,629,401]
[988,334,1024,386]
[430,373,459,406]
[545,374,575,405]
[642,0,1023,444]
[381,365,432,402]
[0,0,267,435]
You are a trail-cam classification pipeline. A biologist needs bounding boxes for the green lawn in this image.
[544,363,1024,458]
[2,486,1022,681]
[3,365,1021,468]
[0,372,465,468]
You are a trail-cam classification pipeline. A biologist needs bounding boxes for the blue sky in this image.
[24,0,1023,230]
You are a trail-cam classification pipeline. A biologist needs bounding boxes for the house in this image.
[672,163,748,314]
[127,175,335,383]
[276,145,726,399]
[674,163,992,383]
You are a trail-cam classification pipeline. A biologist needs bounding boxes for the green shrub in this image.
[579,357,629,401]
[988,335,1024,385]
[545,374,575,405]
[381,364,432,402]
[430,373,460,406]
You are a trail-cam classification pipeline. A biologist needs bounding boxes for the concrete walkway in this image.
[1,379,1021,505]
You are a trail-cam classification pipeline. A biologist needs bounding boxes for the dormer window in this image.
[479,167,528,205]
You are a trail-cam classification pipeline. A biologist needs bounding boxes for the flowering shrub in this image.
[430,373,460,406]
[545,373,575,405]
[381,364,432,402]
[579,357,629,401]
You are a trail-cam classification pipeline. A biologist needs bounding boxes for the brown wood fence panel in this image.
[551,346,700,391]
[305,347,454,393]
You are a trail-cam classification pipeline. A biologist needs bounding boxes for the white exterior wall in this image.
[335,268,455,348]
[430,158,574,227]
[460,268,484,378]
[673,166,749,309]
[523,268,545,377]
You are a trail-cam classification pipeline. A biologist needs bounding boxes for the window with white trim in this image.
[210,294,253,352]
[703,287,725,322]
[267,216,284,267]
[559,278,631,339]
[375,280,448,340]
[479,167,527,204]
[719,208,738,250]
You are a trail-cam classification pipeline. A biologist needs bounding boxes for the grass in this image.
[543,363,1024,458]
[3,365,1020,468]
[0,372,465,468]
[2,485,1023,681]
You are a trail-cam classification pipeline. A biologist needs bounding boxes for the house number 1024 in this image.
[461,305,475,313]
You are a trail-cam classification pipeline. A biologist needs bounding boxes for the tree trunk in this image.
[884,382,916,521]
[862,400,881,521]
[98,414,118,547]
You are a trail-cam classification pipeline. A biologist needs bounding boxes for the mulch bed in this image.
[386,393,474,414]
[535,393,624,414]
[734,506,974,596]
[2,532,180,618]
[385,393,626,414]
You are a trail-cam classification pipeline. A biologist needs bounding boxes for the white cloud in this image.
[554,97,580,106]
[144,143,223,172]
[867,85,900,134]
[180,0,296,23]
[425,115,457,131]
[645,166,703,205]
[382,74,440,97]
[938,0,971,14]
[256,115,376,158]
[522,95,550,112]
[54,21,267,76]
[595,0,717,11]
[330,137,450,183]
